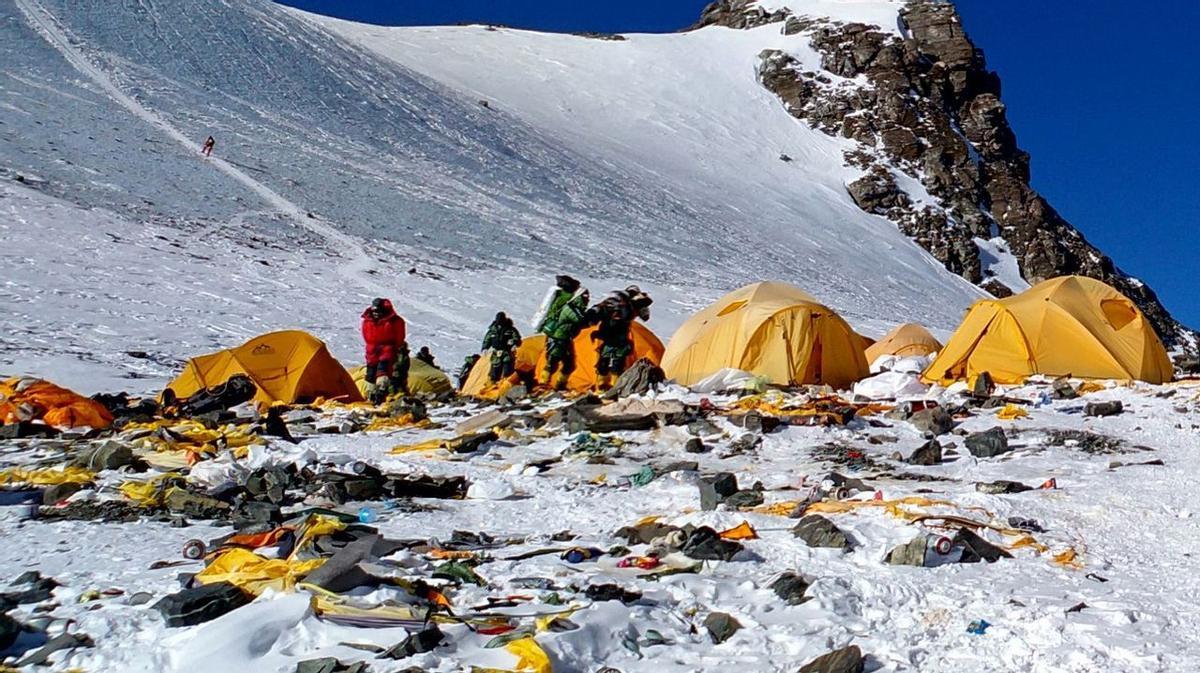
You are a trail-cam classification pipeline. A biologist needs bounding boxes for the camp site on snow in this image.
[3,271,1199,672]
[3,0,1200,670]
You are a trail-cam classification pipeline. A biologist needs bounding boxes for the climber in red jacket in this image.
[361,297,410,403]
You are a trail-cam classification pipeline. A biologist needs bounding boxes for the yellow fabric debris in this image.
[805,496,993,521]
[0,466,95,486]
[504,637,553,673]
[367,415,434,432]
[389,437,448,454]
[118,475,175,506]
[996,404,1030,420]
[1076,381,1106,395]
[195,547,325,595]
[751,501,801,516]
[1053,548,1084,568]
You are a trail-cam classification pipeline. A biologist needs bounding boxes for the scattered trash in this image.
[966,619,991,635]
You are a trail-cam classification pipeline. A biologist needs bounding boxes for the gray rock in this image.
[792,515,850,550]
[975,480,1032,494]
[769,572,810,605]
[699,473,739,511]
[798,644,865,673]
[72,440,140,471]
[886,535,928,567]
[42,482,83,505]
[603,358,665,399]
[964,427,1010,458]
[165,489,230,519]
[1085,401,1124,417]
[723,490,764,508]
[684,437,709,454]
[908,407,955,436]
[0,612,19,650]
[682,526,743,561]
[687,419,722,437]
[703,611,742,644]
[153,582,250,627]
[907,439,942,465]
[1051,378,1078,400]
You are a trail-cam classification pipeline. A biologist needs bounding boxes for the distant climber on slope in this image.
[586,286,653,390]
[481,312,522,383]
[201,135,215,157]
[361,298,409,404]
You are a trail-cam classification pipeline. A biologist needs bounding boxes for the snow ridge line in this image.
[13,0,384,296]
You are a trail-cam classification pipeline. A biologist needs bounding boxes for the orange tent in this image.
[0,378,113,429]
[165,331,362,405]
[865,323,943,363]
[461,323,664,397]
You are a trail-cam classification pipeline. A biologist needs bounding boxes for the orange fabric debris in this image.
[0,378,113,429]
[717,521,759,540]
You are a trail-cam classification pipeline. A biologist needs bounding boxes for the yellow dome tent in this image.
[865,323,943,363]
[166,330,362,404]
[461,323,665,397]
[923,276,1173,385]
[349,358,453,398]
[662,281,869,389]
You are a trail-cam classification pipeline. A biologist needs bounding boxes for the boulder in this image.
[907,439,942,465]
[603,358,666,399]
[684,437,709,454]
[166,489,231,520]
[798,645,865,673]
[703,611,742,644]
[908,407,955,436]
[964,427,1010,458]
[885,535,928,567]
[723,490,764,508]
[769,572,810,605]
[1085,401,1124,417]
[699,473,739,511]
[153,582,251,627]
[72,441,141,471]
[0,422,58,439]
[792,515,851,550]
[975,480,1031,494]
[42,481,83,505]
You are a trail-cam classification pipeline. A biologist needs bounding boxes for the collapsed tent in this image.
[461,323,665,396]
[166,331,362,404]
[865,323,943,364]
[662,281,869,389]
[0,377,113,429]
[349,358,453,398]
[924,276,1173,385]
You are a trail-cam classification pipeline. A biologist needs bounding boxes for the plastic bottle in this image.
[357,506,378,524]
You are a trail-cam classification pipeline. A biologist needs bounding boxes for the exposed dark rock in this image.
[770,572,810,604]
[792,515,850,550]
[1085,400,1124,417]
[964,426,1010,458]
[743,0,1192,346]
[693,0,789,30]
[604,358,665,399]
[907,439,943,465]
[154,582,251,627]
[975,479,1032,494]
[798,644,866,673]
[703,611,742,644]
[907,407,955,436]
[699,472,740,511]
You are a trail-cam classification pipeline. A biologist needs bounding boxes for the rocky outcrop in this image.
[697,0,1191,346]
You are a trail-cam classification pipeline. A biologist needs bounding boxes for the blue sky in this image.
[278,0,1199,327]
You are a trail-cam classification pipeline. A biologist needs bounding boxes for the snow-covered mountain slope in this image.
[0,0,989,391]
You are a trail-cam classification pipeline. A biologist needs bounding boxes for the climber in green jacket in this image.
[481,312,522,383]
[542,288,590,390]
